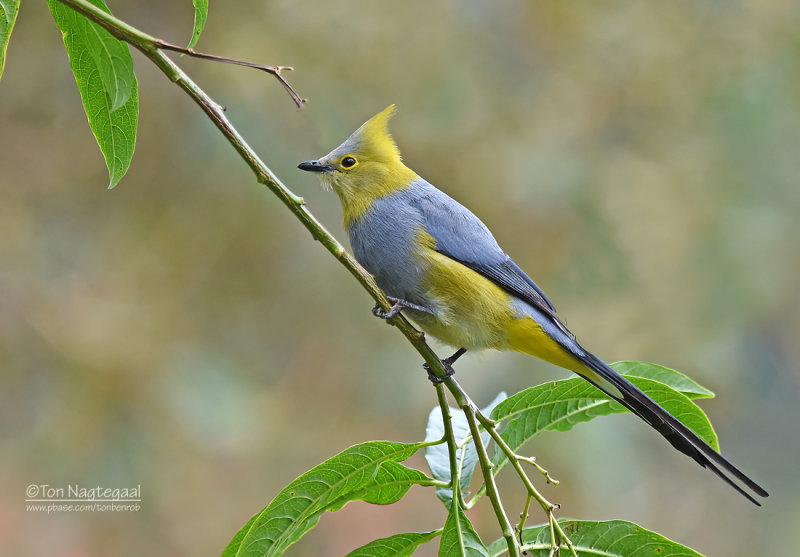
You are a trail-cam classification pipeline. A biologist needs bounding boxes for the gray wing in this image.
[410,182,563,324]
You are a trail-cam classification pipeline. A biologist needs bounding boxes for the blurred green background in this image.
[2,1,798,555]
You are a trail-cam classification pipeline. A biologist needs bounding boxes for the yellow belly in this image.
[413,248,514,350]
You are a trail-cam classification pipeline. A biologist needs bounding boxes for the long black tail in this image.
[574,349,768,506]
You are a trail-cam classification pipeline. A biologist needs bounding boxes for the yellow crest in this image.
[347,105,401,163]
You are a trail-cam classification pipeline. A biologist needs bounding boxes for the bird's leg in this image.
[372,296,432,320]
[444,347,467,366]
[424,348,467,384]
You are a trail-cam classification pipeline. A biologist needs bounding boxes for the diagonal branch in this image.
[52,0,452,385]
[53,2,575,555]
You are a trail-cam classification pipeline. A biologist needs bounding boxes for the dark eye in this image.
[341,156,357,168]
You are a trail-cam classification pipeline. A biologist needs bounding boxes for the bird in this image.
[298,105,768,506]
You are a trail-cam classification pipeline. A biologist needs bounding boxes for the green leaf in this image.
[490,364,719,473]
[425,393,505,504]
[487,519,703,557]
[345,531,441,557]
[188,0,208,49]
[0,0,21,80]
[439,502,489,557]
[223,512,259,557]
[610,361,714,398]
[330,461,431,510]
[47,0,138,188]
[222,441,433,557]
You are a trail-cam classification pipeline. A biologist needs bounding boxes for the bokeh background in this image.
[2,1,798,555]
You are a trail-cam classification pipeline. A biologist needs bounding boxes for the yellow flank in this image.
[413,229,514,350]
[413,227,597,378]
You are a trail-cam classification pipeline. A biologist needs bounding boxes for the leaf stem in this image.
[434,383,468,509]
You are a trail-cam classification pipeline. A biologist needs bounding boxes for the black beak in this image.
[298,160,330,172]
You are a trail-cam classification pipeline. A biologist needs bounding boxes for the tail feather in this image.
[574,349,768,505]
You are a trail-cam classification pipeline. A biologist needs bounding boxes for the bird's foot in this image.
[423,348,467,384]
[372,297,431,320]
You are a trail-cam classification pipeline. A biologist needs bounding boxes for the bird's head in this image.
[298,105,417,216]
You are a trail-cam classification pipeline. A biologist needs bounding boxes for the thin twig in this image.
[444,383,577,556]
[550,517,579,557]
[548,517,558,557]
[53,0,305,108]
[517,493,532,542]
[461,402,520,557]
[434,383,468,510]
[155,40,307,108]
[518,455,559,485]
